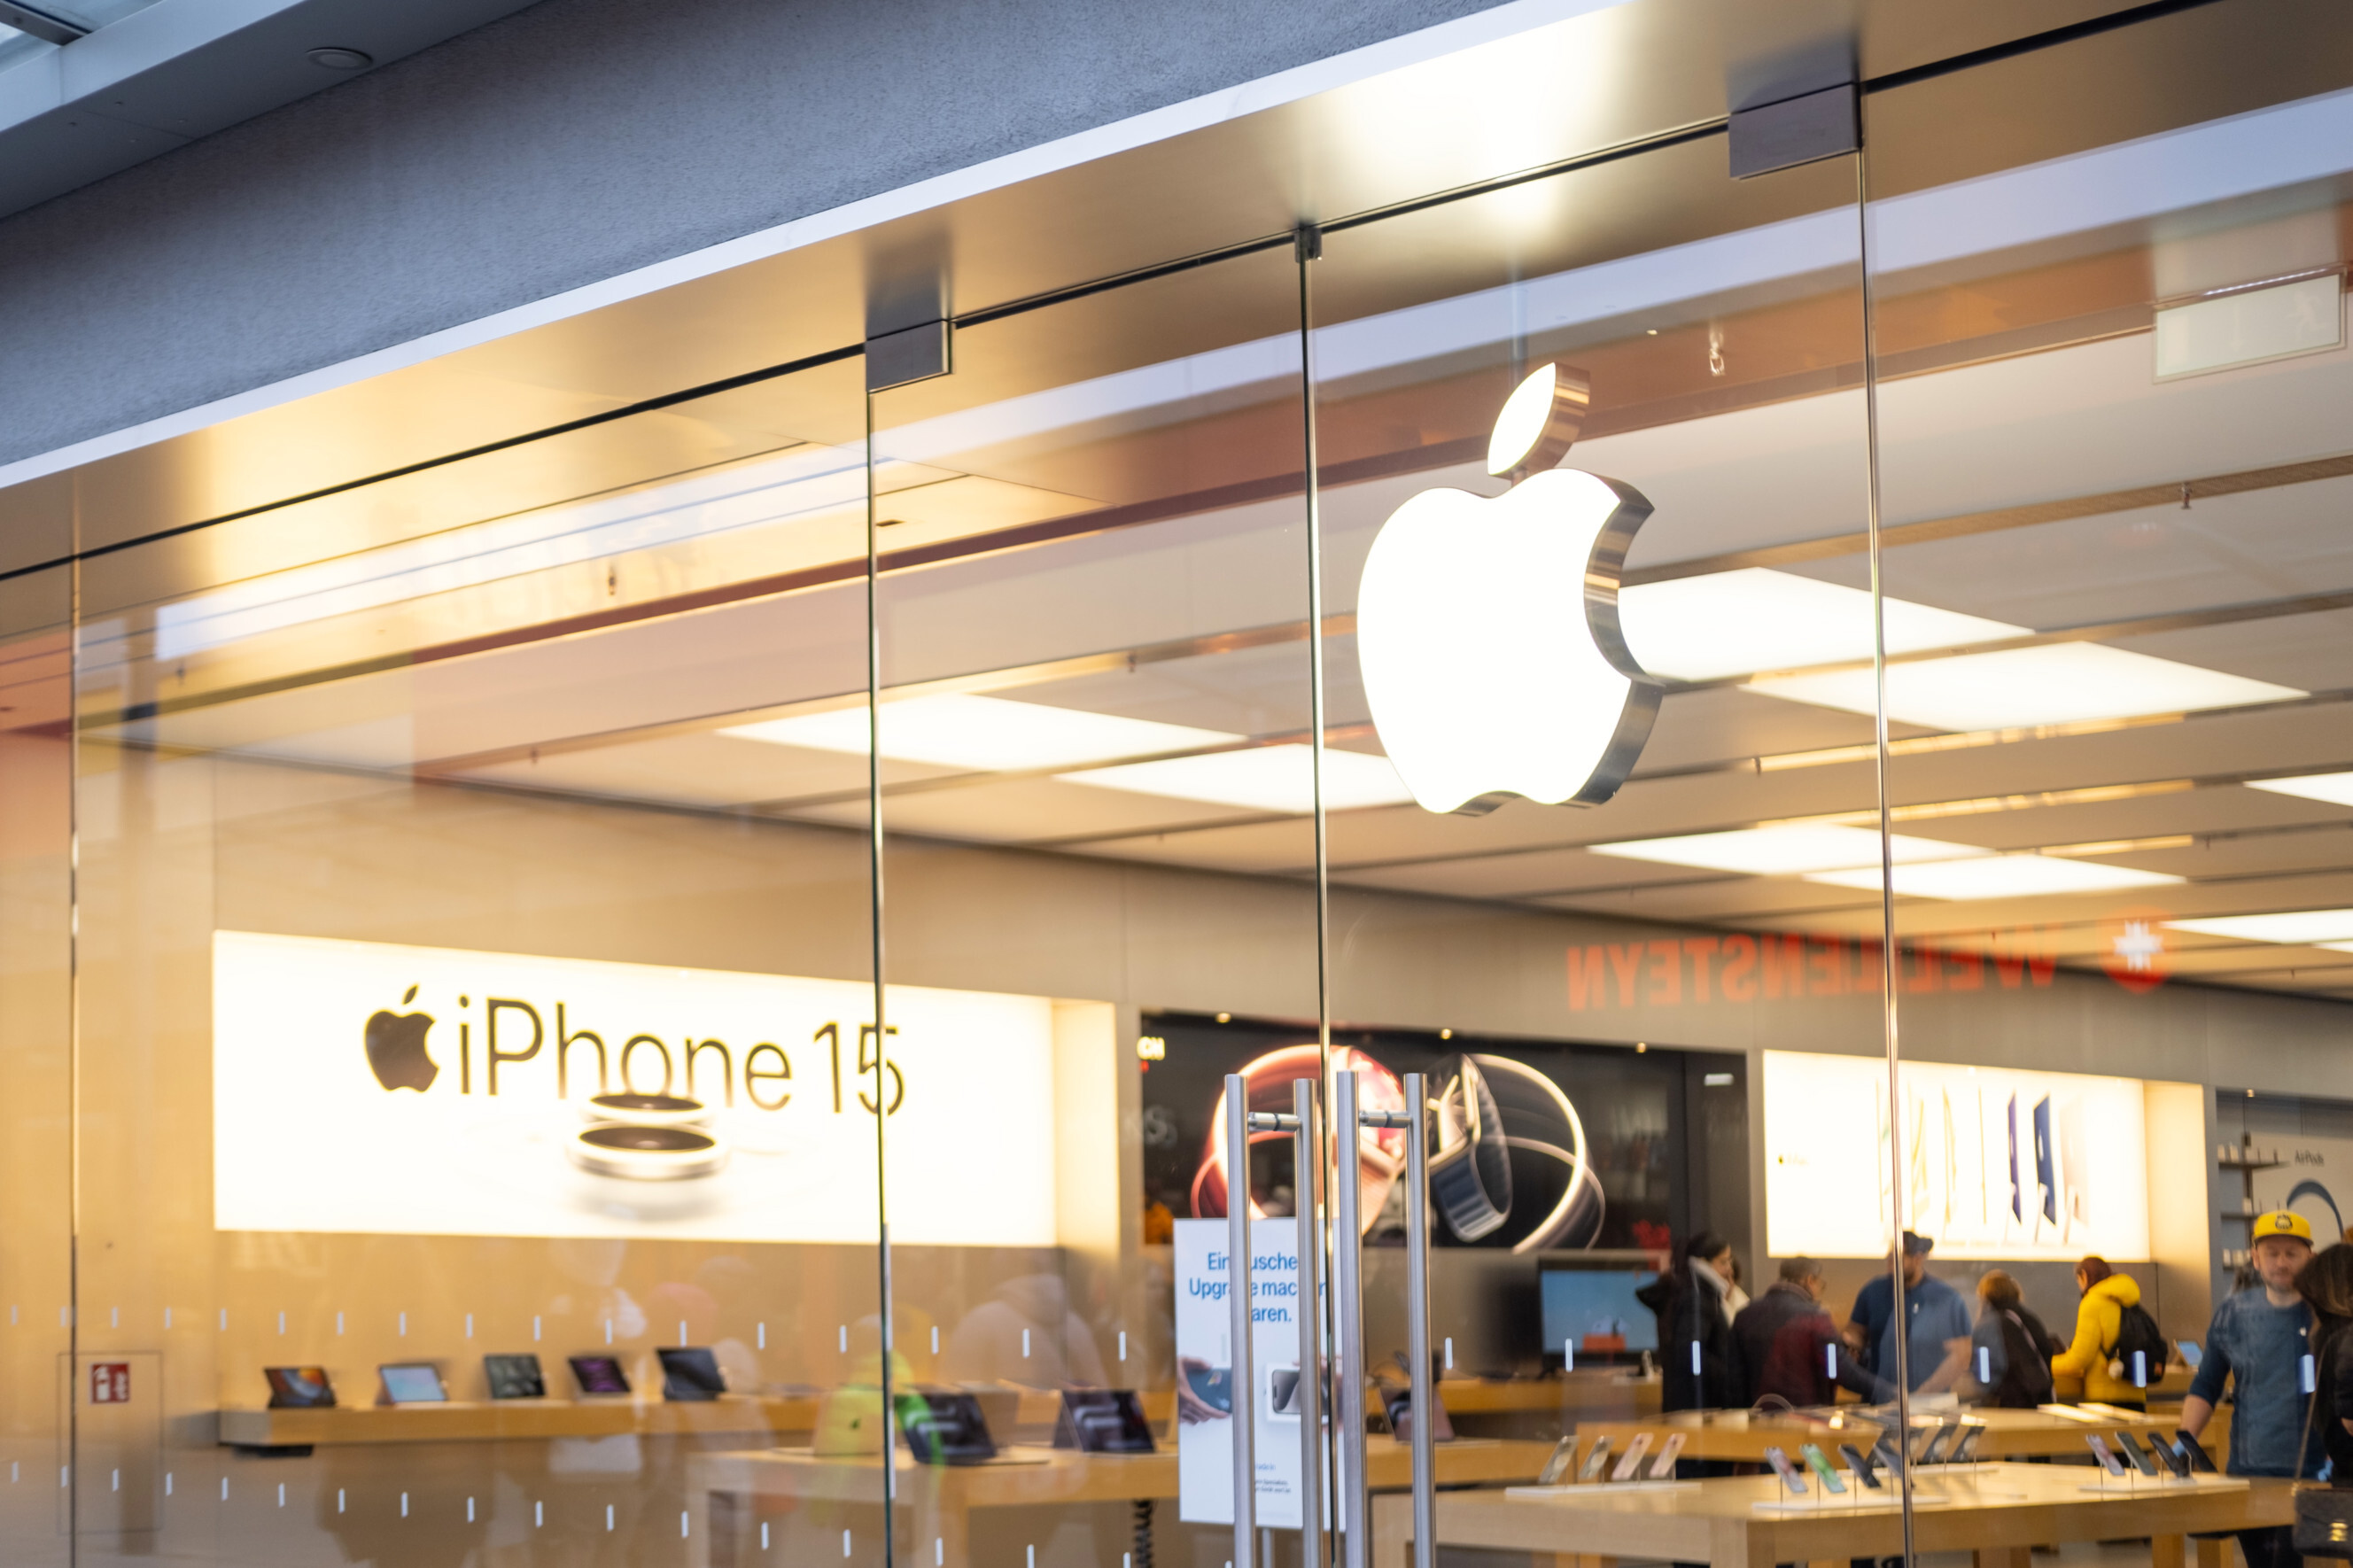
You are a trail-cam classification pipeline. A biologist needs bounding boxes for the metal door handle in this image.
[1293,1076,1324,1568]
[1225,1074,1255,1568]
[1402,1073,1433,1568]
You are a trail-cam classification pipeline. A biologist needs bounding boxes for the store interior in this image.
[4,2,2353,1564]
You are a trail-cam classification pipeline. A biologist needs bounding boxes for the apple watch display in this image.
[656,1347,726,1401]
[1052,1389,1155,1455]
[569,1355,631,1396]
[483,1354,546,1400]
[264,1366,336,1409]
[1426,1053,1512,1242]
[378,1363,446,1404]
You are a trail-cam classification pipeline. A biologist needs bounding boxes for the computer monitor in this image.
[1539,1263,1659,1362]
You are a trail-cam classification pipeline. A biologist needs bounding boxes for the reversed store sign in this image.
[212,931,1058,1245]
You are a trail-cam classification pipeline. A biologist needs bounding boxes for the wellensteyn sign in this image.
[1565,929,2070,1011]
[212,932,1059,1245]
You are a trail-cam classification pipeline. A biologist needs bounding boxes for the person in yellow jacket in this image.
[2052,1255,2147,1410]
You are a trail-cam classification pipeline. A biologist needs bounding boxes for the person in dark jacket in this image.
[1968,1269,2062,1409]
[1731,1257,1892,1408]
[1637,1230,1740,1414]
[2298,1241,2353,1481]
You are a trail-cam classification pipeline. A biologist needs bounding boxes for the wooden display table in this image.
[1437,1374,1660,1417]
[218,1386,1180,1450]
[686,1437,1555,1568]
[1371,1461,2293,1568]
[1575,1403,2183,1463]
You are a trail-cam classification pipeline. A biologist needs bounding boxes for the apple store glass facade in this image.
[8,10,2353,1568]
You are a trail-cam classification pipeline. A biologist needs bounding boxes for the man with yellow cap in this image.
[2183,1210,2320,1568]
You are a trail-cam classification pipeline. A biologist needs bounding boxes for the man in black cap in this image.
[1844,1231,1972,1398]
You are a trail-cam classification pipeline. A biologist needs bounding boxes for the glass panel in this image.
[68,355,883,1568]
[1867,21,2353,1563]
[865,246,1318,1568]
[1311,112,1882,1533]
[0,565,70,1567]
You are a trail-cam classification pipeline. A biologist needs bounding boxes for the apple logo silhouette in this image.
[365,985,439,1092]
[1356,362,1662,815]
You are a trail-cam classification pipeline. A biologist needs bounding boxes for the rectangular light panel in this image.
[1751,643,2303,731]
[1059,746,1413,813]
[1588,823,1988,875]
[2247,772,2353,807]
[725,693,1235,772]
[1618,568,2023,682]
[1809,855,2181,900]
[2166,910,2353,944]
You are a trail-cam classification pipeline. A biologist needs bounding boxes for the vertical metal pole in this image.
[863,385,898,1564]
[1332,1072,1368,1568]
[1402,1073,1434,1568]
[1293,1078,1324,1568]
[1226,1075,1256,1568]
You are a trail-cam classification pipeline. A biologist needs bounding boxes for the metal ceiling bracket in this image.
[865,319,951,392]
[1728,82,1858,178]
[0,2,89,43]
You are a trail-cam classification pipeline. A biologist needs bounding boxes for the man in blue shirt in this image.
[2185,1210,2319,1568]
[1844,1231,1973,1397]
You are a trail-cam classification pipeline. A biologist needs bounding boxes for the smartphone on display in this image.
[1268,1367,1301,1419]
[2177,1341,2205,1371]
[1649,1432,1686,1479]
[1577,1435,1613,1481]
[1871,1437,1906,1479]
[1610,1431,1654,1481]
[2085,1434,2128,1477]
[1841,1442,1883,1489]
[2154,1434,2193,1478]
[1184,1364,1233,1415]
[1537,1437,1580,1486]
[2110,1430,2158,1475]
[2174,1432,2218,1472]
[1799,1443,1848,1494]
[1950,1424,1983,1463]
[1919,1420,1958,1464]
[1763,1445,1809,1495]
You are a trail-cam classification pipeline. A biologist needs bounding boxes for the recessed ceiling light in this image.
[1058,746,1414,814]
[1619,569,2022,682]
[2166,910,2353,944]
[2246,772,2353,807]
[723,693,1233,772]
[307,46,373,69]
[1750,643,2302,731]
[1807,856,2181,900]
[1588,823,1987,875]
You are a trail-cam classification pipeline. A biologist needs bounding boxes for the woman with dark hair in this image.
[2297,1241,2353,1479]
[1636,1230,1739,1414]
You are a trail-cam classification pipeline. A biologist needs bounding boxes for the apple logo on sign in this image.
[1356,362,1661,815]
[365,985,439,1092]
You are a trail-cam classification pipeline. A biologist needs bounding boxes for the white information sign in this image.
[1174,1218,1309,1528]
[1762,1049,2151,1261]
[212,930,1058,1246]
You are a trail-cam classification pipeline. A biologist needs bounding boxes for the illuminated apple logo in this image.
[365,985,439,1092]
[1356,363,1662,814]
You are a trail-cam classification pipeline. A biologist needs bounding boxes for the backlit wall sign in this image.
[1761,1050,2151,1261]
[213,931,1058,1246]
[1356,363,1662,814]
